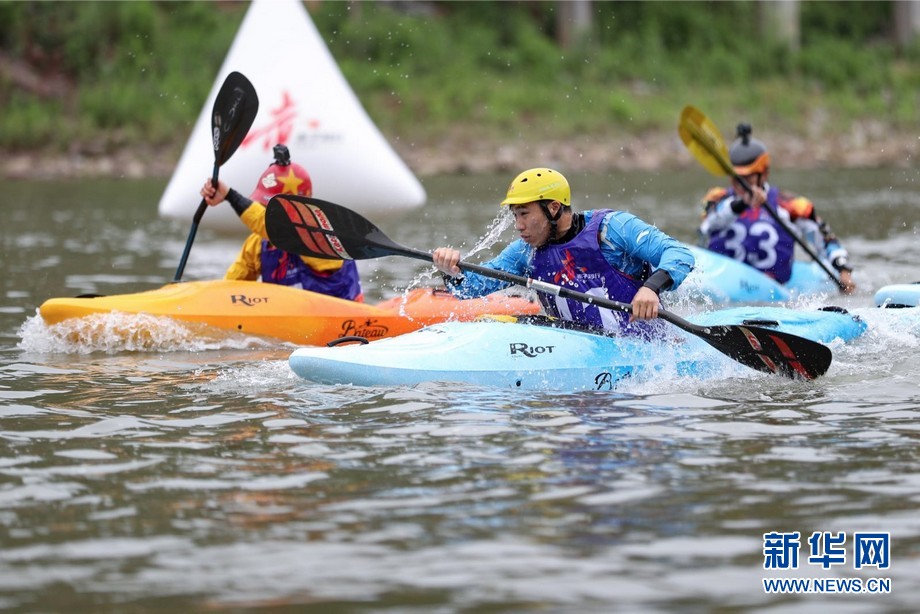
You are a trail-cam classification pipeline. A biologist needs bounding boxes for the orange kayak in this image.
[38,280,540,346]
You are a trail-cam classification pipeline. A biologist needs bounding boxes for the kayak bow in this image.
[39,280,540,346]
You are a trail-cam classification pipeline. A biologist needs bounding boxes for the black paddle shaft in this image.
[729,172,846,292]
[265,195,832,380]
[173,71,260,283]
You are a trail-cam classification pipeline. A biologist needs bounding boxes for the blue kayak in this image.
[679,246,840,304]
[288,306,866,391]
[874,283,920,308]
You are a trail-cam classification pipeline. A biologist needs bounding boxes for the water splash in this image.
[16,312,275,355]
[464,208,514,259]
[394,209,522,318]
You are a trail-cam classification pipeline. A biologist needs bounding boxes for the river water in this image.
[2,169,919,612]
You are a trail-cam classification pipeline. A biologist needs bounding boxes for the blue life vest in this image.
[530,210,659,336]
[260,240,362,301]
[707,186,796,283]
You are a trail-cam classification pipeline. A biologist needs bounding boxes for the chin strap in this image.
[538,200,564,245]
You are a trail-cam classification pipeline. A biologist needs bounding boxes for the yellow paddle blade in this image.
[678,105,734,177]
[474,314,519,323]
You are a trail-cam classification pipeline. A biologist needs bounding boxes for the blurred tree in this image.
[894,0,920,50]
[758,0,801,52]
[558,0,592,50]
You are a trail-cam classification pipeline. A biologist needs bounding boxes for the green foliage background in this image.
[1,0,917,155]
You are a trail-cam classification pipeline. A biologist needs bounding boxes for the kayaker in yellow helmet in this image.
[200,144,363,302]
[433,168,695,334]
[698,123,856,294]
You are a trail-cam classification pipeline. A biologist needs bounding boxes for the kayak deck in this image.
[874,283,920,308]
[290,319,714,391]
[288,306,867,391]
[680,245,840,304]
[38,280,540,346]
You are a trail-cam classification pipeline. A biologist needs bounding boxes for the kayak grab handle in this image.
[741,319,780,327]
[327,335,370,347]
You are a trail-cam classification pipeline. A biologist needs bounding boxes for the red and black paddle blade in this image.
[265,195,432,263]
[695,322,832,380]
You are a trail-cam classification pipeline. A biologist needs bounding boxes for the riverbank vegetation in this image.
[1,1,917,174]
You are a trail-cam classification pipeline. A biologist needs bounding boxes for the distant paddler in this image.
[200,144,363,301]
[694,121,856,294]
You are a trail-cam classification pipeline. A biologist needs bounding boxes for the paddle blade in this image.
[699,323,832,380]
[266,195,426,262]
[678,105,733,178]
[212,71,259,167]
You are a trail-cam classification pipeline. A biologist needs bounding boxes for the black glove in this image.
[832,256,853,272]
[226,188,252,217]
[730,199,748,214]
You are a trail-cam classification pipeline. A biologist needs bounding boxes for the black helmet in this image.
[729,123,770,175]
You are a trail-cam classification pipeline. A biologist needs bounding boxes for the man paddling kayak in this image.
[697,123,856,294]
[200,144,363,301]
[432,168,694,334]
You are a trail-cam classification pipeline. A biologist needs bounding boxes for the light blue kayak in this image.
[288,306,866,391]
[679,246,840,304]
[874,283,920,308]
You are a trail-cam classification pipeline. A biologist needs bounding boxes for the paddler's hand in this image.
[432,247,462,278]
[732,173,766,209]
[200,179,230,207]
[630,287,660,321]
[839,269,856,294]
[742,183,767,209]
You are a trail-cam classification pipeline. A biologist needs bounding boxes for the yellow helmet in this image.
[500,168,570,207]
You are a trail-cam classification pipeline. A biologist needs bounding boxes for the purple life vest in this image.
[530,210,659,336]
[707,186,796,283]
[260,240,362,301]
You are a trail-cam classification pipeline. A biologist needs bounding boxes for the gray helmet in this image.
[729,123,770,174]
